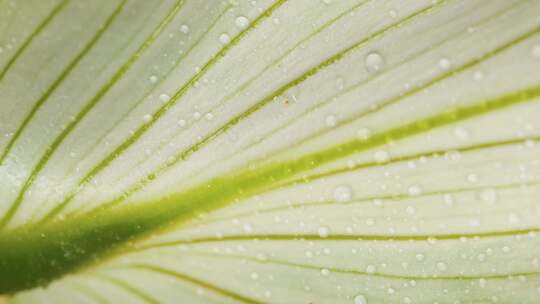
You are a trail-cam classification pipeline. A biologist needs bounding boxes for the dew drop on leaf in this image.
[318,226,330,238]
[180,24,190,34]
[143,114,152,122]
[149,75,158,83]
[532,44,540,58]
[353,294,367,304]
[235,16,250,29]
[333,185,352,202]
[438,57,451,70]
[364,51,385,73]
[159,93,170,102]
[219,33,231,44]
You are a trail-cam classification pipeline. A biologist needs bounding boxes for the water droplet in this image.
[143,114,152,123]
[180,24,190,34]
[436,262,447,271]
[193,111,202,120]
[235,16,250,29]
[177,119,186,127]
[356,128,371,140]
[219,33,231,44]
[473,71,484,81]
[321,268,330,276]
[159,93,170,102]
[415,253,425,261]
[408,185,422,196]
[335,77,345,90]
[322,0,332,4]
[250,272,259,280]
[149,75,158,83]
[353,294,367,304]
[205,112,214,120]
[454,126,470,141]
[365,265,375,274]
[365,52,385,73]
[532,44,540,59]
[333,185,353,202]
[479,188,497,205]
[438,57,451,70]
[387,287,395,294]
[373,150,390,163]
[318,226,330,238]
[388,9,397,18]
[325,115,337,127]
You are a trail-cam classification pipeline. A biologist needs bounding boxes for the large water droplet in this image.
[365,52,385,73]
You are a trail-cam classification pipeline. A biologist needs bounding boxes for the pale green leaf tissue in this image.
[1,0,540,303]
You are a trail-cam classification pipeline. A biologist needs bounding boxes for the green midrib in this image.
[0,83,539,294]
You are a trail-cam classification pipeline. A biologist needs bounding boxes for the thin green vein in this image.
[0,0,187,228]
[273,135,540,191]
[137,227,540,249]
[40,0,290,222]
[68,281,110,304]
[0,0,128,165]
[170,251,540,282]
[0,0,69,81]
[91,273,159,304]
[125,263,262,304]
[88,0,449,212]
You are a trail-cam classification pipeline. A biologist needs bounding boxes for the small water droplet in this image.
[479,188,497,205]
[436,262,447,271]
[325,115,337,127]
[321,268,330,276]
[318,226,330,238]
[388,9,397,18]
[205,112,214,120]
[177,119,186,127]
[353,294,367,304]
[159,93,170,102]
[356,127,371,140]
[335,77,345,90]
[374,150,390,163]
[143,114,153,123]
[408,185,422,196]
[438,57,451,70]
[333,185,353,202]
[250,272,259,280]
[473,71,484,81]
[415,253,425,261]
[235,16,250,29]
[365,52,385,73]
[149,75,158,83]
[532,44,540,59]
[219,33,231,44]
[365,265,375,274]
[180,24,190,34]
[193,111,202,120]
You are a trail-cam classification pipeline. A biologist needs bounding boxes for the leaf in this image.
[1,0,540,303]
